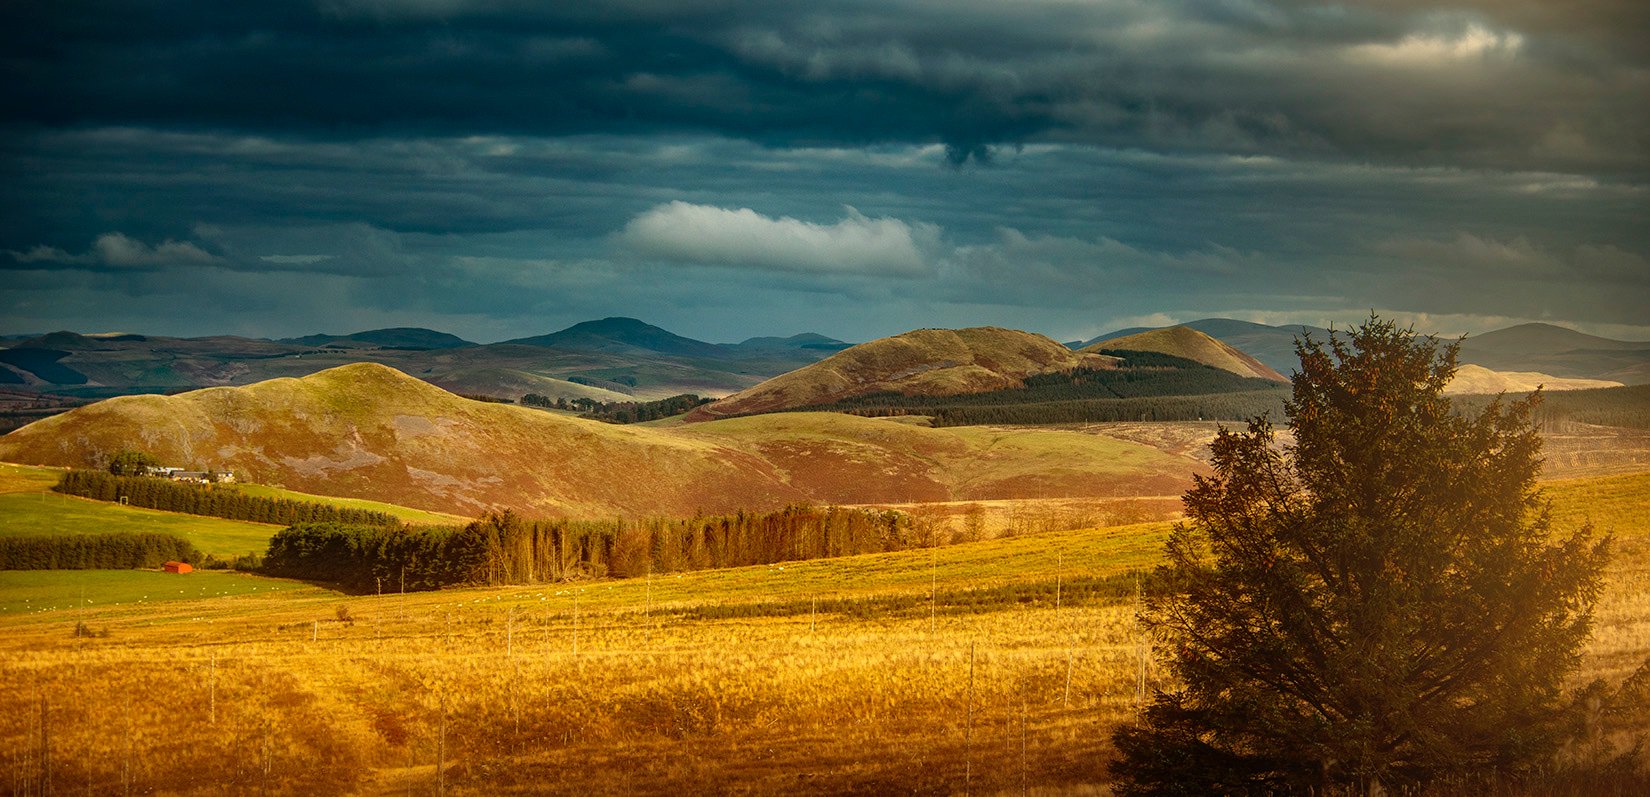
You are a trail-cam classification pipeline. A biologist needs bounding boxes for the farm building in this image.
[163,561,193,574]
[145,467,236,484]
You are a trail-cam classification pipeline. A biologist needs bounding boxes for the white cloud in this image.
[948,227,1258,286]
[6,232,220,269]
[1346,23,1523,67]
[7,244,87,264]
[92,232,220,267]
[620,201,936,276]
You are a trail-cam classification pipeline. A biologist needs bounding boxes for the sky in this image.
[2,0,1647,345]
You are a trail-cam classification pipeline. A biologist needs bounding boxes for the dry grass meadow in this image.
[1,470,1648,795]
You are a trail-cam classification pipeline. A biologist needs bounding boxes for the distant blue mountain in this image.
[285,327,474,350]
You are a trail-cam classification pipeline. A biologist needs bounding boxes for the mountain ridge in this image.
[281,327,474,350]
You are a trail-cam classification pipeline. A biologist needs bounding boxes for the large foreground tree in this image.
[1112,317,1611,795]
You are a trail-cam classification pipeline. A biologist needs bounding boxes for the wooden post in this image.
[965,642,975,795]
[930,548,938,635]
[260,723,273,797]
[1020,694,1028,796]
[209,652,217,726]
[1064,648,1073,709]
[1134,577,1147,713]
[122,697,133,797]
[1055,553,1062,614]
[436,696,447,797]
[38,696,50,797]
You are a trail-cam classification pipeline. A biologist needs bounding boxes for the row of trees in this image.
[921,390,1290,426]
[261,522,469,592]
[261,504,913,593]
[521,392,712,423]
[1456,383,1650,432]
[54,470,402,528]
[0,532,200,570]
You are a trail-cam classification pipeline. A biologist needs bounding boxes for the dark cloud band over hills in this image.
[1,0,1646,342]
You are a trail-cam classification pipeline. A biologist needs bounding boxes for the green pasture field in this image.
[0,569,325,615]
[232,482,470,526]
[0,491,277,559]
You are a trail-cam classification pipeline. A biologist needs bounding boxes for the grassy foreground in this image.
[0,471,1646,794]
[0,569,323,615]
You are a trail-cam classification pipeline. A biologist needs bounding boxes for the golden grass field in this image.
[1,465,1647,794]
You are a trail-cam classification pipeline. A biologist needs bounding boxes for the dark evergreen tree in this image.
[1112,317,1612,795]
[107,449,159,476]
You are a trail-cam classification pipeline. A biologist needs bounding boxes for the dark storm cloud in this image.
[1,1,1645,342]
[7,129,1644,342]
[3,0,1646,174]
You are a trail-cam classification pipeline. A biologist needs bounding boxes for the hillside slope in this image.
[1082,318,1329,375]
[1083,326,1287,382]
[1458,323,1650,384]
[0,363,1201,516]
[0,363,801,517]
[1444,364,1623,395]
[698,327,1109,419]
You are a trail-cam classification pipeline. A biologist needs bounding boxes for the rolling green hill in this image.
[1082,326,1286,381]
[0,488,275,560]
[697,327,1113,419]
[0,364,1207,516]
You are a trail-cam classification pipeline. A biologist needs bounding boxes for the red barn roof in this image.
[163,561,193,574]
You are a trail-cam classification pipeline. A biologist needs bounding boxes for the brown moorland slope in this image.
[0,363,800,517]
[696,327,1112,419]
[0,363,1201,517]
[1084,325,1287,382]
[1444,364,1623,395]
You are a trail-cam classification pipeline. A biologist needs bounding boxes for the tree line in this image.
[1455,383,1650,432]
[521,392,712,423]
[261,504,913,593]
[0,532,200,570]
[923,390,1290,426]
[54,470,403,528]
